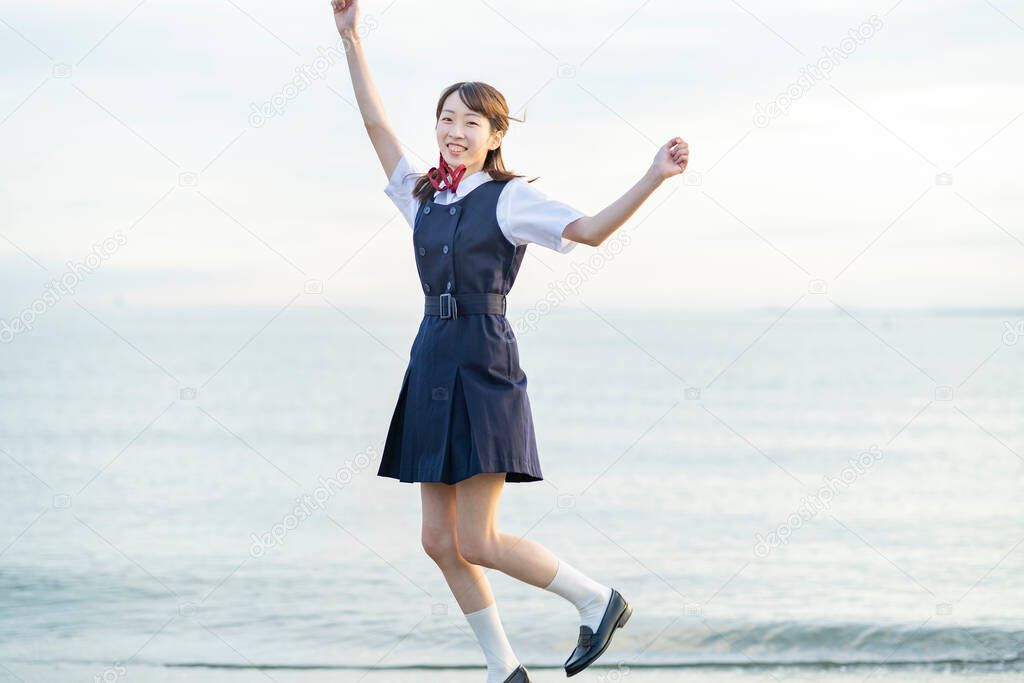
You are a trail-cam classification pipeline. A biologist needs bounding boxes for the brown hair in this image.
[408,81,536,205]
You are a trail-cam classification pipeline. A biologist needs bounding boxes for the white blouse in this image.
[384,154,584,254]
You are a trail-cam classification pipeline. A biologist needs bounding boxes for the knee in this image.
[421,528,460,565]
[458,533,499,568]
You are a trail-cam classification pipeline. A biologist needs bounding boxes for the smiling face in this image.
[435,91,504,176]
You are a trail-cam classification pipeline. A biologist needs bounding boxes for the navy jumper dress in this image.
[377,178,544,484]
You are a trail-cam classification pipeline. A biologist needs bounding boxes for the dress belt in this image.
[424,292,506,319]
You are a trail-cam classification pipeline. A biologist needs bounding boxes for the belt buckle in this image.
[439,292,457,319]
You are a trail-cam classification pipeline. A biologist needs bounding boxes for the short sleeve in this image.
[384,154,422,229]
[498,177,584,254]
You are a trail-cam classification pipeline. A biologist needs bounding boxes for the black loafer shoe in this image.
[502,664,531,682]
[563,588,632,677]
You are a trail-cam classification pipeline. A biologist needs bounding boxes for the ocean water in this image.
[1,303,1022,682]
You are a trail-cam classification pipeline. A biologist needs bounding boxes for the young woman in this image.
[332,2,689,681]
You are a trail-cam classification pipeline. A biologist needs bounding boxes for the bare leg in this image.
[420,481,494,612]
[421,480,522,681]
[454,473,559,587]
[454,473,613,633]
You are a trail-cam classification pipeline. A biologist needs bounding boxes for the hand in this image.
[649,136,689,182]
[332,0,359,37]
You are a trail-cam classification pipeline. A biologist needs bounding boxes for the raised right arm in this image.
[333,0,404,181]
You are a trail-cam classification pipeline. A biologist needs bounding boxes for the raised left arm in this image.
[563,137,689,247]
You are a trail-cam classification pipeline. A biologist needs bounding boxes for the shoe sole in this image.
[564,600,632,677]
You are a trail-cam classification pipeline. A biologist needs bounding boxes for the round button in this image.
[442,245,449,254]
[424,206,431,214]
[423,283,431,293]
[418,247,425,256]
[449,206,457,215]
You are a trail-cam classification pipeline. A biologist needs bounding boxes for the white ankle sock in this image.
[543,558,613,631]
[464,602,520,683]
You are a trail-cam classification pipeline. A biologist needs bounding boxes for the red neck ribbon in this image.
[426,152,467,194]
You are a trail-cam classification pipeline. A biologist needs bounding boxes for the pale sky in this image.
[1,0,1022,312]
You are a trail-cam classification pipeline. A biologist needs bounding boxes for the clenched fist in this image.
[650,137,689,181]
[332,0,359,37]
